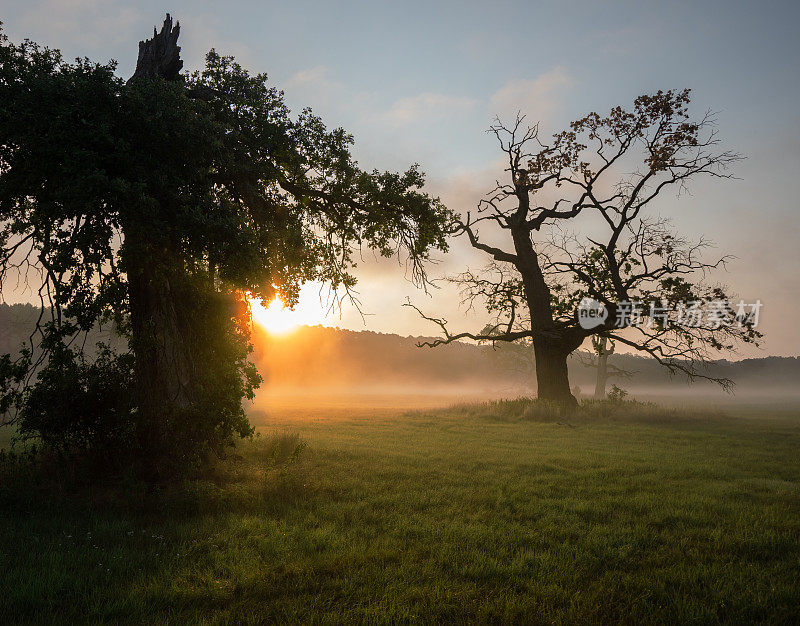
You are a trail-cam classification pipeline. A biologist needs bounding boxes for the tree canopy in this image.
[0,17,451,474]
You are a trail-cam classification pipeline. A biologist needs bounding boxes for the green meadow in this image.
[2,399,799,624]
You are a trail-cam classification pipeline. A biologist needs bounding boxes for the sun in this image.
[249,296,298,334]
[248,284,333,334]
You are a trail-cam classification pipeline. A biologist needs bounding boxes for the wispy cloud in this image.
[287,66,476,128]
[176,13,255,73]
[4,0,142,51]
[287,65,330,86]
[380,92,477,126]
[489,66,573,123]
[284,65,376,120]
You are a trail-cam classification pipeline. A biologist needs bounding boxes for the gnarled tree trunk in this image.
[510,209,578,406]
[533,340,576,404]
[129,14,183,82]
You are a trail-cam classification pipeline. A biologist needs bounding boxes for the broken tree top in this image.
[130,14,183,82]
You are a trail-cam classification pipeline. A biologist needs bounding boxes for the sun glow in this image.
[249,297,300,334]
[249,286,335,334]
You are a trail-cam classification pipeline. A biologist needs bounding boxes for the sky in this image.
[1,0,799,357]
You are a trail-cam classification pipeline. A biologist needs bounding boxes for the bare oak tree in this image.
[409,90,761,404]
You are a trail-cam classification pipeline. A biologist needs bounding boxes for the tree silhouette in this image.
[576,336,633,399]
[0,16,451,473]
[409,90,760,404]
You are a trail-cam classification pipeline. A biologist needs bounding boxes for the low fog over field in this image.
[250,323,800,411]
[3,304,796,414]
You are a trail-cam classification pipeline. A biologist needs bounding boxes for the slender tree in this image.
[0,16,451,472]
[409,90,760,404]
[576,336,632,399]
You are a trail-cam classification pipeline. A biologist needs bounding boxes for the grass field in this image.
[2,397,799,623]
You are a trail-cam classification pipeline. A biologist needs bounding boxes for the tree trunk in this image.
[126,239,197,460]
[125,15,192,465]
[533,340,576,405]
[594,350,609,399]
[129,14,182,83]
[506,199,578,406]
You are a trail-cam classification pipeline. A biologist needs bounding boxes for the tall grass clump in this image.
[260,431,309,500]
[446,395,725,424]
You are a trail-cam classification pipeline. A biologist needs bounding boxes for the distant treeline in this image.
[0,303,124,357]
[3,304,798,394]
[251,323,800,394]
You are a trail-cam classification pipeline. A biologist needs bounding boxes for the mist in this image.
[249,324,800,417]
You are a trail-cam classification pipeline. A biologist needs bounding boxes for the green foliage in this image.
[130,282,260,476]
[14,344,136,462]
[606,383,629,403]
[0,26,450,475]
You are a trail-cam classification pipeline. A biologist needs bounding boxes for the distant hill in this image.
[251,323,800,396]
[2,303,798,397]
[0,303,123,357]
[251,324,516,392]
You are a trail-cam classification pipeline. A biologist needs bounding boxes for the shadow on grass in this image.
[0,431,317,519]
[0,431,342,622]
[2,407,799,623]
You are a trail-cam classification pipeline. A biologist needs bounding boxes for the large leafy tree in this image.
[0,16,450,473]
[410,90,760,404]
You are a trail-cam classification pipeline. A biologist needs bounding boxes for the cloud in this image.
[3,0,142,52]
[283,65,377,125]
[287,66,475,128]
[281,66,480,173]
[489,66,573,123]
[287,65,330,87]
[428,160,504,214]
[176,14,255,73]
[380,92,477,126]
